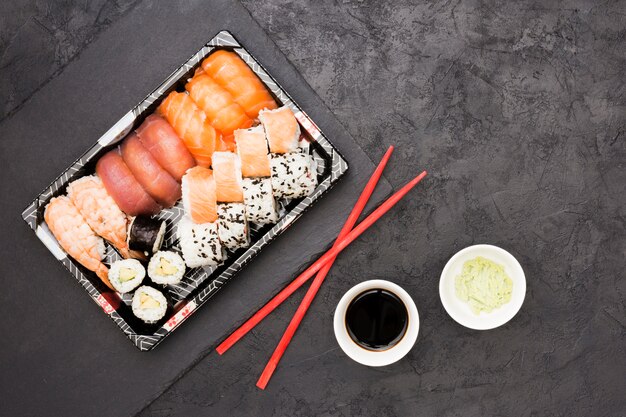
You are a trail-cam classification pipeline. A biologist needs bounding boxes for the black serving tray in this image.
[21,30,348,351]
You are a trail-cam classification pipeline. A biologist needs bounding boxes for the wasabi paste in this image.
[455,256,513,314]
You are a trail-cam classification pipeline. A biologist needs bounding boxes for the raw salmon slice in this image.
[235,125,271,178]
[186,72,253,139]
[259,106,300,154]
[201,50,277,119]
[181,166,218,224]
[158,92,219,167]
[212,151,244,203]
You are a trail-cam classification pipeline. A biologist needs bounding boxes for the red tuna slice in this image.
[96,150,161,216]
[120,133,181,208]
[136,115,196,181]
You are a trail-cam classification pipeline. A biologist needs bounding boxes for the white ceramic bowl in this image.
[439,244,526,330]
[333,280,419,367]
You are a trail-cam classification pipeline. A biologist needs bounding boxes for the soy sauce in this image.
[345,289,408,351]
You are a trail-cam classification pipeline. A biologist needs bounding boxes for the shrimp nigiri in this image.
[200,50,277,119]
[181,166,218,224]
[67,175,130,258]
[44,196,113,290]
[186,71,253,142]
[158,92,220,167]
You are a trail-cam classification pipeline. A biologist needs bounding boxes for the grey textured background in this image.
[1,0,625,416]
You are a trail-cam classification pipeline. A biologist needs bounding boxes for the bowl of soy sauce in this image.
[334,280,419,367]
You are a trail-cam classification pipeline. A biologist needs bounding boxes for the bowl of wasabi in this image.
[439,244,526,330]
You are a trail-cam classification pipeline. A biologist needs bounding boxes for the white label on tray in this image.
[163,301,198,331]
[98,111,136,146]
[36,225,67,260]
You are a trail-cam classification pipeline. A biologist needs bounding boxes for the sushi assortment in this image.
[42,49,320,324]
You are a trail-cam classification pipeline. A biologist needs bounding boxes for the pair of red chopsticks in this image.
[217,145,427,389]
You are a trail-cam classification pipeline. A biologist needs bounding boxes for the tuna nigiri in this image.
[186,72,253,141]
[181,167,218,224]
[258,107,301,154]
[44,196,113,290]
[235,125,271,178]
[120,134,181,208]
[96,150,161,216]
[67,175,130,258]
[212,152,244,203]
[136,114,196,181]
[201,50,277,119]
[158,92,220,167]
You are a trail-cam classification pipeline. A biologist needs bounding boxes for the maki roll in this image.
[177,217,223,268]
[217,203,250,249]
[235,126,278,225]
[270,152,318,199]
[147,251,186,285]
[132,286,168,323]
[260,106,318,200]
[109,259,145,293]
[242,177,278,224]
[212,152,250,250]
[127,216,166,256]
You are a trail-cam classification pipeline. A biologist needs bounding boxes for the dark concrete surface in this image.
[2,0,625,416]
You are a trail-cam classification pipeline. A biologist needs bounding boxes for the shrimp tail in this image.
[96,265,115,291]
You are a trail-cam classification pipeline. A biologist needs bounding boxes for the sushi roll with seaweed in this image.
[212,152,250,250]
[109,259,145,293]
[235,126,278,224]
[132,286,168,323]
[127,216,166,257]
[177,216,223,268]
[147,251,186,285]
[259,106,318,200]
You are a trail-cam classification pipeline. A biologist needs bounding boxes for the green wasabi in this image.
[455,256,513,314]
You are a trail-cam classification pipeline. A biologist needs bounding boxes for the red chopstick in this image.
[256,169,427,389]
[216,146,394,355]
[255,147,394,388]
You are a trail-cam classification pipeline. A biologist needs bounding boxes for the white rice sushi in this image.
[270,152,318,199]
[177,216,223,268]
[217,203,250,250]
[147,251,186,285]
[108,259,145,293]
[242,177,278,224]
[132,286,168,323]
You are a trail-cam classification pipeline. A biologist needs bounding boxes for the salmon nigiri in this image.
[158,92,220,167]
[212,152,244,203]
[181,167,218,224]
[201,50,277,119]
[136,114,196,181]
[186,72,253,141]
[235,125,271,178]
